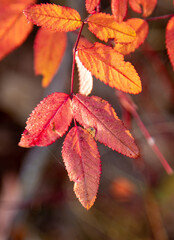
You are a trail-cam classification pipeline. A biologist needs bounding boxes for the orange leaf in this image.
[86,0,100,14]
[72,94,140,158]
[78,36,94,49]
[0,0,35,5]
[34,28,67,88]
[129,0,157,17]
[114,18,149,55]
[77,42,142,94]
[0,1,34,60]
[62,126,101,209]
[166,16,174,71]
[76,53,93,96]
[87,13,136,43]
[111,0,128,23]
[19,93,73,147]
[24,3,82,32]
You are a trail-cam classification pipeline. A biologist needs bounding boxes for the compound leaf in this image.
[87,13,136,43]
[111,0,128,23]
[62,126,101,210]
[0,0,34,60]
[166,16,174,71]
[77,42,142,94]
[86,0,100,14]
[114,18,149,55]
[19,93,73,147]
[72,94,140,158]
[24,3,82,32]
[129,0,157,17]
[34,28,67,87]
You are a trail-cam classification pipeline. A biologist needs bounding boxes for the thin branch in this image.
[146,13,174,22]
[116,91,173,175]
[70,22,85,94]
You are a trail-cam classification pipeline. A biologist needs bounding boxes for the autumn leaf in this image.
[0,0,35,5]
[19,93,72,147]
[87,13,136,43]
[77,42,142,94]
[75,54,93,96]
[111,0,128,23]
[129,0,157,17]
[34,28,67,88]
[24,3,82,32]
[72,94,139,158]
[166,16,174,71]
[0,0,34,60]
[114,18,149,55]
[62,126,101,209]
[86,0,100,14]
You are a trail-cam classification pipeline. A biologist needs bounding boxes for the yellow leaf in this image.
[87,13,136,43]
[114,18,149,55]
[77,42,142,94]
[24,3,82,32]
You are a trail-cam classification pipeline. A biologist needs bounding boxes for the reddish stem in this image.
[146,13,174,22]
[132,109,173,175]
[70,22,85,94]
[117,92,173,175]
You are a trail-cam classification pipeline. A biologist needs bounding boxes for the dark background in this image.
[0,0,174,239]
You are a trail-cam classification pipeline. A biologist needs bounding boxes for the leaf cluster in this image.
[0,0,173,209]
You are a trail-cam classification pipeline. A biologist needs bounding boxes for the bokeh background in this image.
[0,0,174,239]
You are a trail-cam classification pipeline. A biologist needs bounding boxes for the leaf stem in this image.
[70,22,85,94]
[132,109,173,175]
[146,13,174,22]
[117,92,173,175]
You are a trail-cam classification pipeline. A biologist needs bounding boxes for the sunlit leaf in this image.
[166,16,174,71]
[75,54,93,96]
[114,18,149,55]
[62,126,101,209]
[111,0,128,23]
[34,28,67,87]
[85,0,100,13]
[87,13,136,43]
[24,3,82,32]
[77,42,142,94]
[72,94,140,158]
[129,0,157,17]
[19,93,73,147]
[0,1,34,60]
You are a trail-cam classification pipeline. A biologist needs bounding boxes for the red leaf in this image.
[24,4,82,32]
[0,1,34,60]
[166,16,174,71]
[19,93,73,147]
[77,42,142,94]
[87,13,136,43]
[34,28,67,87]
[129,0,157,17]
[72,94,139,158]
[111,0,128,23]
[114,18,149,55]
[86,0,100,14]
[62,126,101,209]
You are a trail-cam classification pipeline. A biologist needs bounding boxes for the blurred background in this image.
[0,0,174,239]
